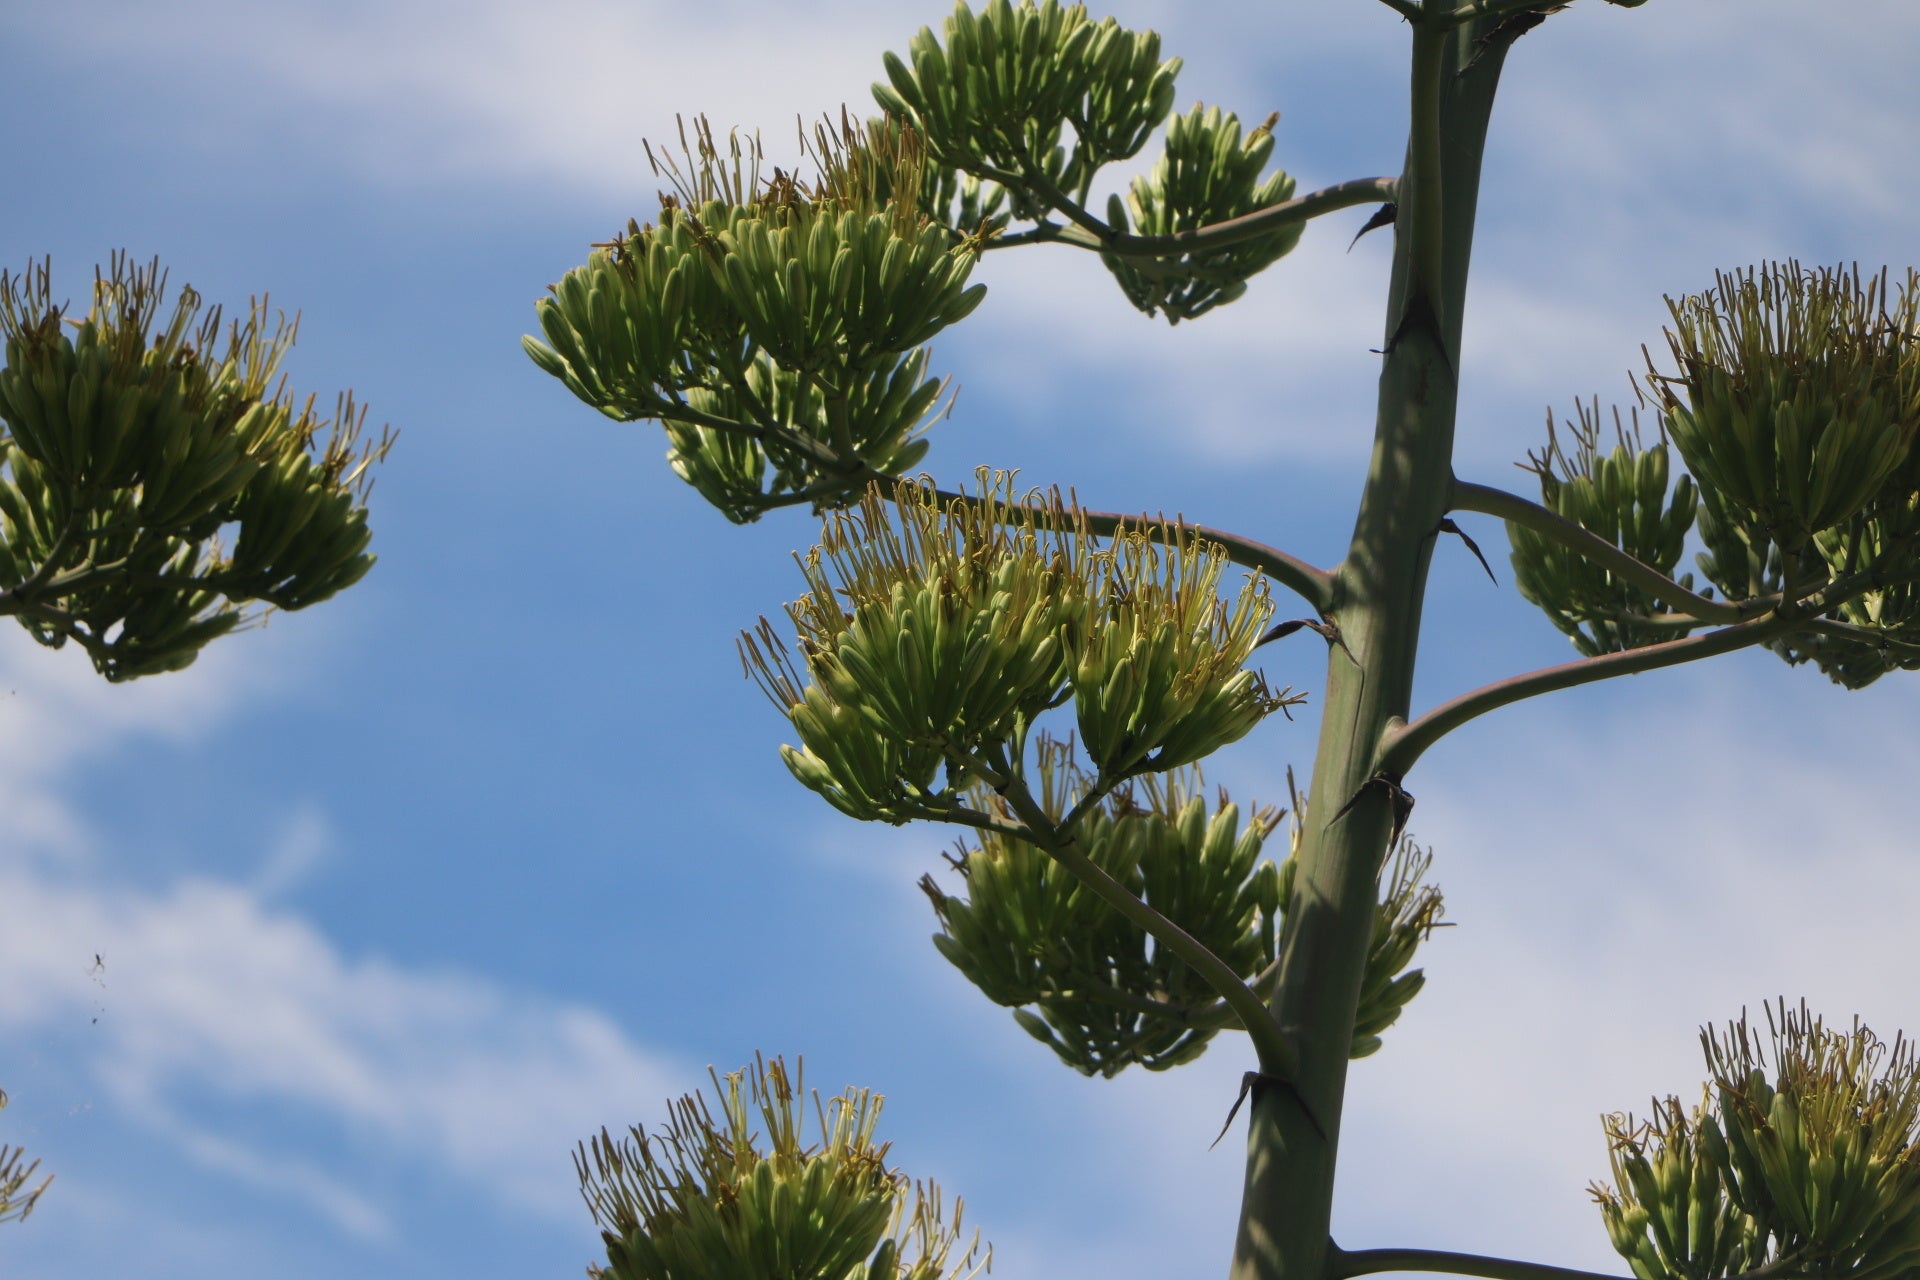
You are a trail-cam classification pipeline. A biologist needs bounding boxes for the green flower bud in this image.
[1648,263,1920,558]
[1591,1095,1762,1280]
[578,1056,987,1280]
[1509,398,1701,656]
[1593,1001,1920,1280]
[1701,1002,1920,1276]
[1101,104,1301,323]
[1068,518,1292,777]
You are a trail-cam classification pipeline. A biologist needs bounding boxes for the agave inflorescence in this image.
[1512,262,1920,685]
[1101,105,1302,323]
[921,736,1285,1075]
[739,471,1298,824]
[525,117,985,523]
[1592,1002,1920,1280]
[1508,398,1700,656]
[872,0,1180,224]
[741,473,1089,822]
[0,255,388,680]
[922,751,1445,1076]
[577,1056,986,1280]
[1651,263,1920,684]
[1651,264,1920,560]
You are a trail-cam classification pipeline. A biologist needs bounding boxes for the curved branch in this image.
[1024,178,1400,260]
[1165,953,1281,1032]
[1017,163,1115,242]
[655,399,854,473]
[989,771,1300,1080]
[1451,479,1745,623]
[1799,616,1920,659]
[1375,611,1800,777]
[1035,976,1216,1027]
[2,508,84,606]
[925,484,1335,610]
[1333,1247,1635,1280]
[646,396,1336,606]
[1094,178,1401,258]
[1333,1247,1811,1280]
[980,223,1072,251]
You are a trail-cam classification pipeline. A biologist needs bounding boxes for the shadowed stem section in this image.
[946,768,1299,1080]
[1373,610,1799,776]
[1333,1246,1810,1280]
[1449,479,1745,623]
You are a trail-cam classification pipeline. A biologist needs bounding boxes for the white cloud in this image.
[250,804,335,900]
[0,862,684,1227]
[0,628,683,1233]
[7,0,921,199]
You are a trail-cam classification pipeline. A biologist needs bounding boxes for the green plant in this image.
[0,253,391,1223]
[529,3,1920,1278]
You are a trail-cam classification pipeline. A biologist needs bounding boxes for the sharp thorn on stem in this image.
[1436,518,1497,584]
[1348,202,1397,253]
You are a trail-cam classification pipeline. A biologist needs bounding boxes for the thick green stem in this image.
[1229,16,1511,1280]
[1045,178,1400,257]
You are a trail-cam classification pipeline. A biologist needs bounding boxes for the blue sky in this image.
[2,2,1919,1277]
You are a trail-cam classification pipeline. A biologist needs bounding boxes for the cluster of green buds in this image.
[1654,264,1919,557]
[1648,263,1920,684]
[921,737,1283,1075]
[1592,1002,1920,1280]
[1594,1092,1765,1280]
[738,471,1296,824]
[1349,834,1447,1058]
[0,256,388,680]
[1509,399,1700,655]
[1101,105,1301,323]
[1071,507,1288,776]
[922,754,1446,1076]
[872,0,1180,224]
[577,1056,987,1280]
[524,117,984,523]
